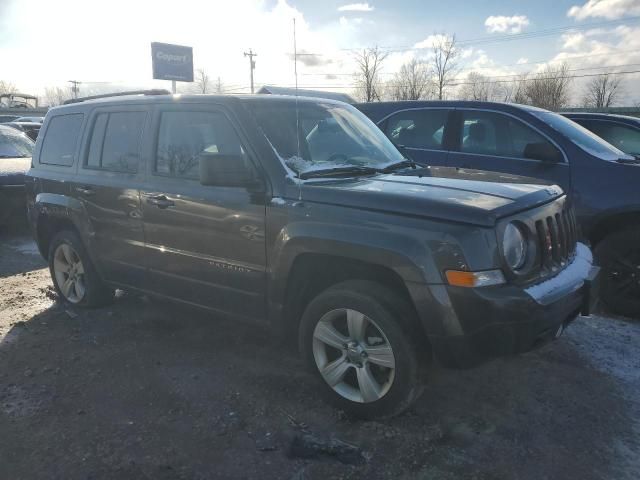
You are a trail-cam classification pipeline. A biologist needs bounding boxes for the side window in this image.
[578,120,640,155]
[384,109,449,150]
[40,114,83,166]
[460,110,561,161]
[86,111,146,173]
[156,111,248,180]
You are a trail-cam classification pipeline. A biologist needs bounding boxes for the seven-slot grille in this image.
[534,207,578,270]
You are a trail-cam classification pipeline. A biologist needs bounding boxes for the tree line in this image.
[352,34,626,110]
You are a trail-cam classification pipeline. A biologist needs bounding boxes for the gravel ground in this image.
[1,230,639,480]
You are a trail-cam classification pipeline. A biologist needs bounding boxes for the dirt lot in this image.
[1,229,639,480]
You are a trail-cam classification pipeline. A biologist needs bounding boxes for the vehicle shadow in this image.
[0,294,637,480]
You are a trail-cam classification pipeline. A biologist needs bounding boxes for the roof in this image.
[257,86,355,104]
[561,112,640,123]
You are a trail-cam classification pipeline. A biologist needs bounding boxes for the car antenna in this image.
[293,17,303,201]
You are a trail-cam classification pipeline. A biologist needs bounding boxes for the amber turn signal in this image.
[445,269,506,288]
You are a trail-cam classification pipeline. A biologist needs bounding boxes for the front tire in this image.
[299,280,426,419]
[595,226,640,319]
[48,230,114,307]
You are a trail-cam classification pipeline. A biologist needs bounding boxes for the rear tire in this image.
[48,230,114,308]
[594,226,640,319]
[299,280,426,419]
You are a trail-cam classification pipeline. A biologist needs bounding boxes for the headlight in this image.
[503,222,527,271]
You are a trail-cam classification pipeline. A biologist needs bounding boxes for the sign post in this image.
[151,42,194,92]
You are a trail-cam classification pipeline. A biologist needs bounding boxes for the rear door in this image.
[378,108,452,166]
[447,109,572,190]
[140,105,267,320]
[71,106,149,286]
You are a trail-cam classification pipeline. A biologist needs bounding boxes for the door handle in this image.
[75,186,95,196]
[144,194,175,209]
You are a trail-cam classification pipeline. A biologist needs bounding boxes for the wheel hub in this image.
[346,341,366,366]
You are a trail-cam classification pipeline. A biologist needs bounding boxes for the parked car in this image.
[14,116,44,124]
[26,92,598,418]
[6,121,41,141]
[356,101,639,318]
[562,112,640,158]
[0,124,34,226]
[0,115,20,123]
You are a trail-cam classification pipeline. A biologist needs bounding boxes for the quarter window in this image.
[460,110,561,162]
[40,114,84,166]
[156,111,248,180]
[384,109,449,150]
[86,112,146,172]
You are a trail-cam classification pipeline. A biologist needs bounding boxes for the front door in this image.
[140,106,267,320]
[446,109,572,191]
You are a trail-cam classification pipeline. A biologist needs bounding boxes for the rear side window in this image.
[40,114,83,166]
[155,111,247,180]
[384,109,449,150]
[460,110,562,161]
[86,112,146,173]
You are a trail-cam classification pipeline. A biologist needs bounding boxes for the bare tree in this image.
[458,72,496,101]
[582,74,624,108]
[431,34,458,100]
[388,58,433,100]
[522,63,572,110]
[0,80,17,95]
[497,73,529,104]
[43,86,72,106]
[353,46,388,102]
[194,69,212,94]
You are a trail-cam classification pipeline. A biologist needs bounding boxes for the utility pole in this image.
[68,80,81,99]
[243,49,257,94]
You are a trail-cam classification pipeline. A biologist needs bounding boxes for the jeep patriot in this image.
[26,92,599,417]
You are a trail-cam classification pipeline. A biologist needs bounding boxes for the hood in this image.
[0,157,31,186]
[300,170,563,227]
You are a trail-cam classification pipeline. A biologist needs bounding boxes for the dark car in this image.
[562,112,640,158]
[26,92,598,418]
[356,101,639,318]
[6,121,41,141]
[0,115,20,123]
[0,124,34,226]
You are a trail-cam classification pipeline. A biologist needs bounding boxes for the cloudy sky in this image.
[1,0,640,104]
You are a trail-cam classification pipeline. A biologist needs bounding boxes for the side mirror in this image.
[199,153,251,187]
[523,142,562,163]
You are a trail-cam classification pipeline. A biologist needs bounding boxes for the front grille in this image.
[534,207,578,272]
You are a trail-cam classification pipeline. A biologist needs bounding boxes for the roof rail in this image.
[63,89,171,105]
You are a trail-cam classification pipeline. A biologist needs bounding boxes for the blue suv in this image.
[357,101,640,318]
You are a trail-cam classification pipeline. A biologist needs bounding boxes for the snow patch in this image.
[270,197,287,206]
[525,243,593,302]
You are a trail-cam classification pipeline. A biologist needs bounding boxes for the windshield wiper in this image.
[616,156,640,164]
[380,158,417,173]
[298,165,378,179]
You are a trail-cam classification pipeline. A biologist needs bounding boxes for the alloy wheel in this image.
[53,243,86,304]
[312,308,396,403]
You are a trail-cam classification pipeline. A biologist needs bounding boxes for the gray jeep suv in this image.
[26,91,599,418]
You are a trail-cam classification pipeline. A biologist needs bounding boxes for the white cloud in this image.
[516,57,529,64]
[337,3,374,12]
[413,34,450,49]
[484,15,530,34]
[568,0,640,20]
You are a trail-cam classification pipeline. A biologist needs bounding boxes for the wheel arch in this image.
[587,209,640,247]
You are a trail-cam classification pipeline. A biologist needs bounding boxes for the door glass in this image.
[384,109,448,150]
[577,120,640,156]
[156,111,248,180]
[460,110,561,161]
[101,112,146,172]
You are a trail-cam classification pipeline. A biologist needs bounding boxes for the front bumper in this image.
[425,243,599,369]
